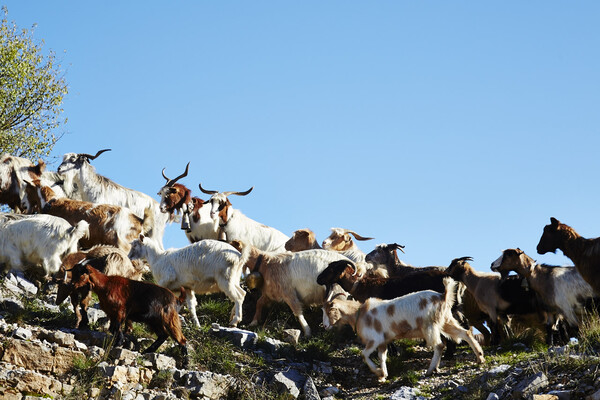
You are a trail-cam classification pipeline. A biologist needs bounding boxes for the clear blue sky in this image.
[5,2,600,272]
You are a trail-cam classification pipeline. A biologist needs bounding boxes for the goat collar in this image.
[252,254,264,272]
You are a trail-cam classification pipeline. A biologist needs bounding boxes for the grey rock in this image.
[303,375,321,400]
[512,372,549,399]
[272,369,305,398]
[548,390,570,400]
[389,386,426,400]
[260,336,287,354]
[486,394,500,400]
[489,364,511,375]
[13,326,32,340]
[37,329,76,347]
[1,298,24,315]
[210,323,258,349]
[320,386,339,397]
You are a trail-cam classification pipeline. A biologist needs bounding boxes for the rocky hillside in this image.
[1,270,600,400]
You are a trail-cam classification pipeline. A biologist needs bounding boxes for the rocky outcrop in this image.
[1,269,599,399]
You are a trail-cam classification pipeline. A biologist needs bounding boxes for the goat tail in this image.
[232,240,251,277]
[68,220,90,246]
[141,206,155,238]
[442,277,457,310]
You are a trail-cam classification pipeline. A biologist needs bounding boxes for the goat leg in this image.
[143,334,168,354]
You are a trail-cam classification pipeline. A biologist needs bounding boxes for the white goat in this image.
[198,184,289,253]
[234,241,354,337]
[322,227,374,264]
[0,212,89,276]
[57,150,169,247]
[491,248,598,333]
[322,279,485,381]
[128,235,249,327]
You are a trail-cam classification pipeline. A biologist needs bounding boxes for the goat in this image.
[491,248,598,342]
[55,245,149,329]
[361,245,493,344]
[128,235,249,327]
[284,228,322,252]
[157,163,217,242]
[198,184,289,253]
[322,278,485,381]
[233,241,353,337]
[67,263,187,365]
[285,228,372,276]
[22,179,152,252]
[0,154,46,212]
[57,149,169,247]
[322,228,374,264]
[537,217,600,296]
[445,256,547,345]
[0,212,89,276]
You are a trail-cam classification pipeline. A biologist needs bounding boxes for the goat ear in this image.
[550,217,559,226]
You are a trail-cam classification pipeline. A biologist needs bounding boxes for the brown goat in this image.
[23,179,152,251]
[537,217,600,296]
[68,263,187,364]
[55,245,148,329]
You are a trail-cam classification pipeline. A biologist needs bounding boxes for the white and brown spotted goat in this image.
[322,278,485,381]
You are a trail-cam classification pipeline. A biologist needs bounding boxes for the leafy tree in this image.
[0,6,67,159]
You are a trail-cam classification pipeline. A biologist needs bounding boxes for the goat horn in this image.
[162,162,190,186]
[347,230,374,241]
[78,149,112,161]
[348,261,358,276]
[392,243,406,253]
[458,256,474,262]
[221,187,254,197]
[198,183,218,195]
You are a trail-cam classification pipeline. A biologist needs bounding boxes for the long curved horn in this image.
[78,149,112,161]
[458,256,474,263]
[346,230,374,241]
[222,187,254,197]
[162,162,190,186]
[198,183,218,195]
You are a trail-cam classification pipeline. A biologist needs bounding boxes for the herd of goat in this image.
[0,149,599,381]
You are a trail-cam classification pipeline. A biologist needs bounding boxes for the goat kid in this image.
[322,278,485,381]
[68,263,187,365]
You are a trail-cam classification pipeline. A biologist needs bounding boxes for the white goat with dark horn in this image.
[199,184,289,253]
[58,149,170,248]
